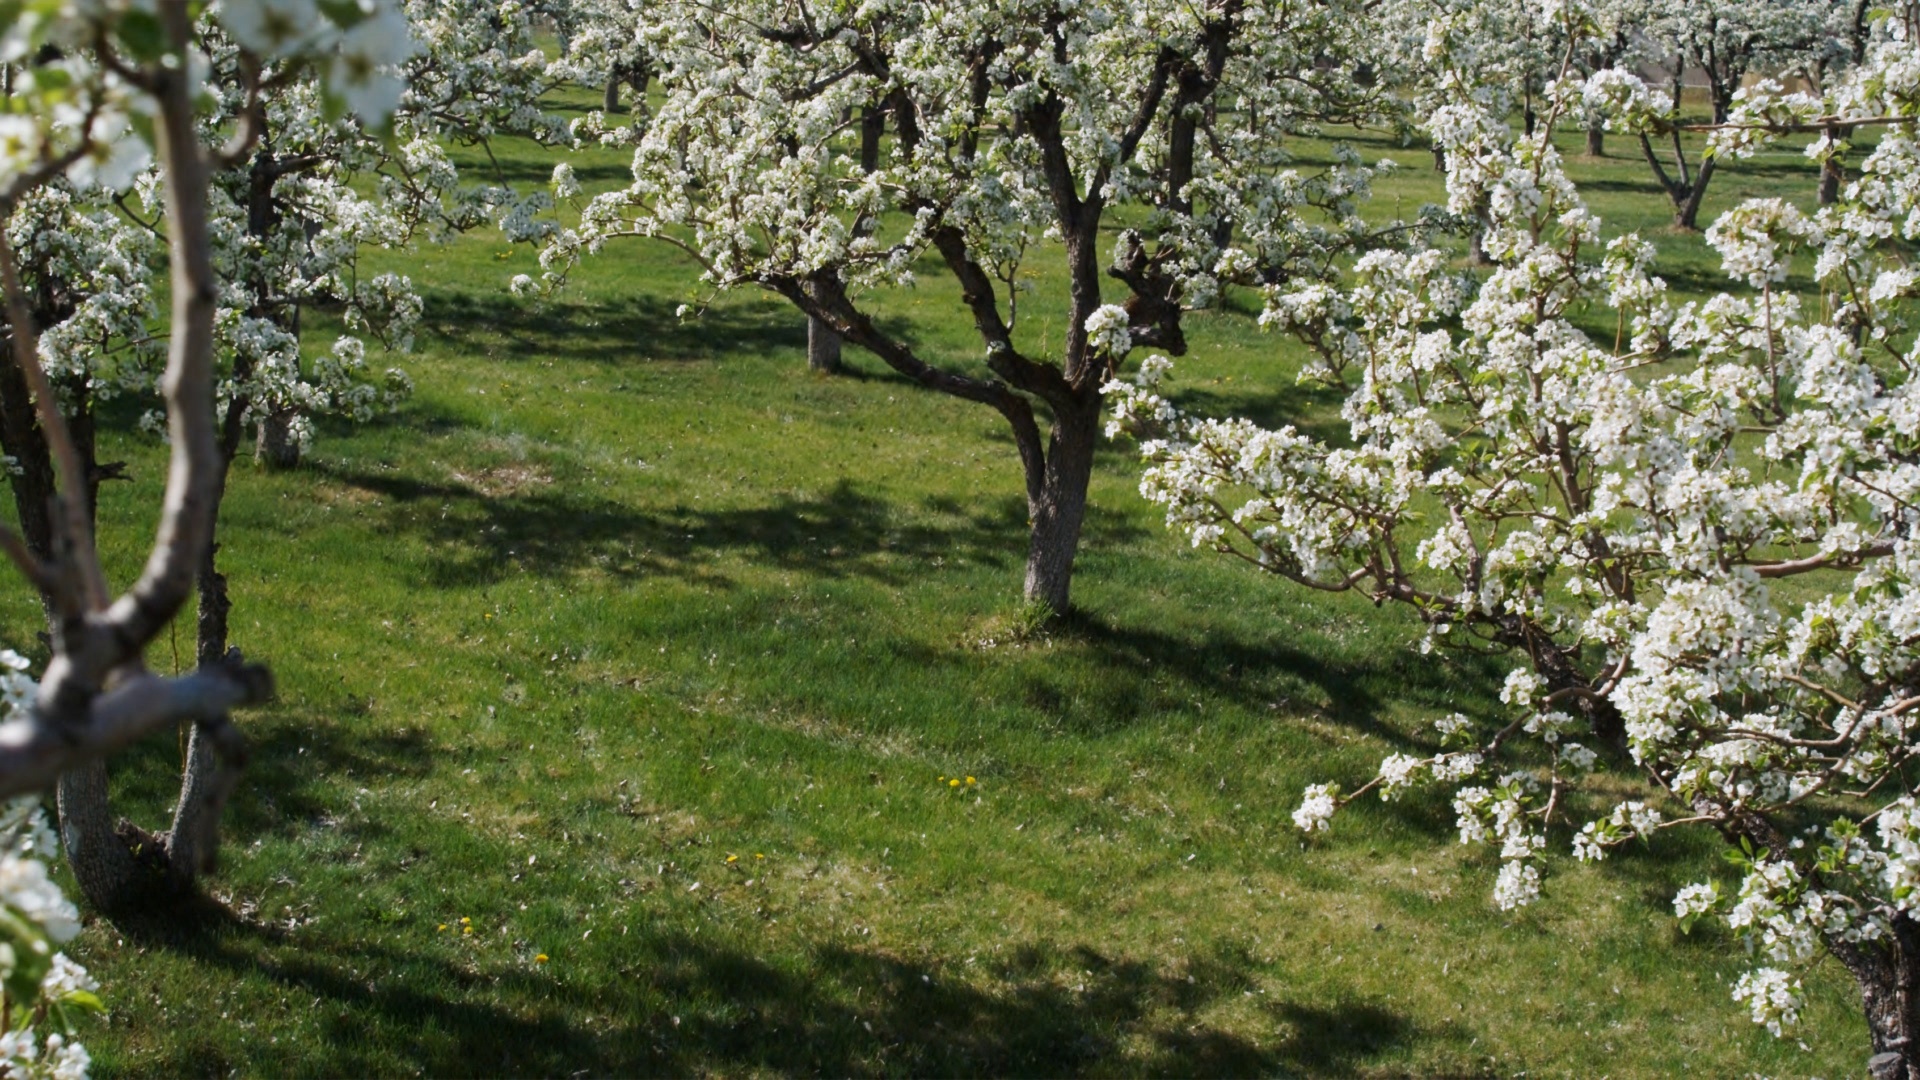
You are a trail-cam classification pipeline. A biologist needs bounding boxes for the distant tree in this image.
[1623,0,1830,229]
[527,0,1415,615]
[1111,5,1920,1072]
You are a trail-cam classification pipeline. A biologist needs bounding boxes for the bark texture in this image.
[806,315,842,374]
[0,15,273,910]
[255,408,302,469]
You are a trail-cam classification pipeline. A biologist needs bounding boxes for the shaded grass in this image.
[0,87,1876,1077]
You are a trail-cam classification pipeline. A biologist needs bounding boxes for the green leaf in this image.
[58,989,106,1015]
[115,8,168,63]
[316,0,371,30]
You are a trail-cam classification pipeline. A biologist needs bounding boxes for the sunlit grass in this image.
[0,86,1874,1076]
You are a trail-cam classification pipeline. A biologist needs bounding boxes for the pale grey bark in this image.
[0,6,272,908]
[806,315,843,374]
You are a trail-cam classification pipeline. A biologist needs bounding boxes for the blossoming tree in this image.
[1109,5,1920,1072]
[0,0,571,910]
[0,0,422,913]
[1621,0,1833,228]
[528,0,1403,614]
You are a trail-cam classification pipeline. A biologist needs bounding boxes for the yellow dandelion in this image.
[535,953,549,963]
[754,853,765,860]
[726,854,739,864]
[966,776,976,785]
[483,613,493,620]
[461,917,471,924]
[437,924,447,932]
[949,778,960,788]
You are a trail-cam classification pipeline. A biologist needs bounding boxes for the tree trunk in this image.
[57,763,144,911]
[1673,155,1717,232]
[164,540,232,882]
[603,71,622,113]
[1825,900,1920,1078]
[1022,398,1098,616]
[1584,122,1605,158]
[256,408,302,468]
[807,314,842,374]
[1819,124,1844,206]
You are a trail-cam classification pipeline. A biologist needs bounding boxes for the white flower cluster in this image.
[1731,968,1803,1038]
[1291,783,1339,832]
[0,655,100,1078]
[220,0,417,122]
[1082,305,1133,359]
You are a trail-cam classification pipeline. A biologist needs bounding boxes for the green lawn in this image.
[4,98,1875,1076]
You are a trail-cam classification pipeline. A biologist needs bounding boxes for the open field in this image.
[7,92,1877,1075]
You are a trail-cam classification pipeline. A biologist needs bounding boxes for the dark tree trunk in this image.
[2,352,148,913]
[166,388,250,887]
[1819,124,1844,206]
[0,336,56,563]
[806,315,842,374]
[803,105,885,377]
[256,408,302,468]
[1674,154,1716,231]
[57,764,144,910]
[162,534,231,882]
[1730,812,1920,1080]
[607,62,652,120]
[1585,122,1605,158]
[1850,926,1920,1080]
[1022,397,1099,615]
[44,148,269,912]
[3,302,153,911]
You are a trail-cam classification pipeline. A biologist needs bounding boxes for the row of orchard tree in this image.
[528,0,1896,619]
[0,0,1915,1075]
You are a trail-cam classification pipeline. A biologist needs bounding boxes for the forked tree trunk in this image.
[1022,398,1099,615]
[807,314,842,374]
[55,468,239,910]
[1673,154,1716,231]
[604,63,653,119]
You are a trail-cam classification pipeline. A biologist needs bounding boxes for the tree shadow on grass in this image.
[75,705,438,864]
[974,606,1504,752]
[314,460,1146,593]
[419,282,955,385]
[420,287,808,368]
[1159,379,1354,447]
[125,909,1437,1078]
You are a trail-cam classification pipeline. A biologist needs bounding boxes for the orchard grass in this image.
[2,95,1877,1075]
